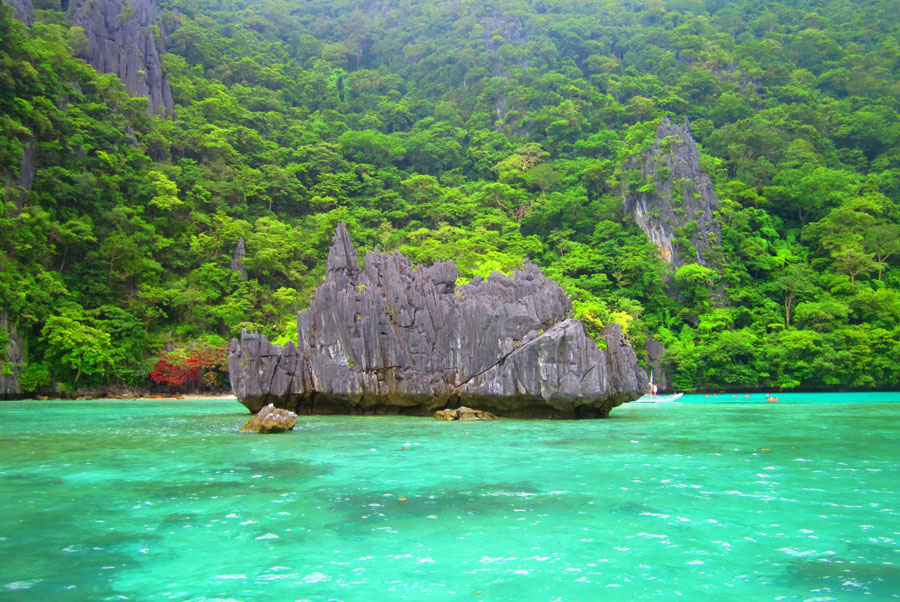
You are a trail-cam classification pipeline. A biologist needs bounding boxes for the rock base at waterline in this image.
[434,407,498,421]
[240,404,297,433]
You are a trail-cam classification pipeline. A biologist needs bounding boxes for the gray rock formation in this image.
[623,117,721,267]
[3,0,34,25]
[434,406,498,421]
[240,403,297,433]
[70,0,174,115]
[230,236,248,281]
[229,224,648,418]
[644,336,671,394]
[0,312,25,398]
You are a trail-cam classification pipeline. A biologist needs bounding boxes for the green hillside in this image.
[2,0,899,394]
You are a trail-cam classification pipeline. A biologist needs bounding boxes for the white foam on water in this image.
[255,533,278,540]
[4,580,41,591]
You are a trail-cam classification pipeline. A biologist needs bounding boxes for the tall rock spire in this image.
[326,222,361,273]
[229,236,247,281]
[623,117,722,267]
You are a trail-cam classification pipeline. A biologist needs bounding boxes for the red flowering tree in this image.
[150,345,228,391]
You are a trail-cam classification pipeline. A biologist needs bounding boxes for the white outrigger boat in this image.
[633,392,684,403]
[632,370,684,403]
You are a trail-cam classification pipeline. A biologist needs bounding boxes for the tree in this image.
[41,313,114,384]
[774,261,817,325]
[865,224,900,280]
[832,248,878,286]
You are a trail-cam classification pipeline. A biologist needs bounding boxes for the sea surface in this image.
[1,393,898,601]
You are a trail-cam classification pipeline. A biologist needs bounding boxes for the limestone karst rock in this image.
[644,336,671,393]
[4,0,33,25]
[623,117,722,267]
[70,0,174,115]
[5,0,174,114]
[434,406,498,421]
[229,236,248,281]
[229,224,648,418]
[0,312,24,398]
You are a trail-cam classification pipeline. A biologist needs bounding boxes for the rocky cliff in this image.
[229,224,648,418]
[70,0,174,115]
[4,0,33,25]
[0,312,24,398]
[623,117,721,267]
[230,236,248,281]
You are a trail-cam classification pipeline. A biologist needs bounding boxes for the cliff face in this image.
[623,117,721,267]
[229,224,648,418]
[70,0,174,115]
[4,0,33,25]
[229,236,248,281]
[0,312,24,398]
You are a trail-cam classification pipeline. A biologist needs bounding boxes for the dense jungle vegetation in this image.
[2,0,900,393]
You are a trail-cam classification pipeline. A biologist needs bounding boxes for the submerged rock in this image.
[434,406,498,421]
[239,404,297,434]
[229,224,648,418]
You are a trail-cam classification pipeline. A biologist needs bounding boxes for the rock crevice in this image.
[229,224,647,418]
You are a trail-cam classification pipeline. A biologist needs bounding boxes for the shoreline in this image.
[10,393,238,402]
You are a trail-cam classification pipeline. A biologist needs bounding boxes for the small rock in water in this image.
[240,404,297,434]
[434,406,498,421]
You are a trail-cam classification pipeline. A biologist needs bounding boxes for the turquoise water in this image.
[1,395,898,601]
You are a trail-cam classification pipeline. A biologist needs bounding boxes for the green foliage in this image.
[40,311,115,384]
[2,0,900,393]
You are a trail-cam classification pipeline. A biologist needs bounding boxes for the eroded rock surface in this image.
[623,117,721,267]
[229,224,648,418]
[0,312,24,398]
[4,0,34,25]
[240,403,297,433]
[230,236,248,281]
[434,406,498,421]
[70,0,174,115]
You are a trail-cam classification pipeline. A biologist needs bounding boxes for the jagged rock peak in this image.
[228,225,648,418]
[4,0,34,25]
[327,222,361,273]
[70,0,174,115]
[657,116,692,138]
[229,236,247,281]
[623,116,721,267]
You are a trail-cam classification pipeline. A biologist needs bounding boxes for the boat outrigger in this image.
[633,370,684,403]
[633,392,684,403]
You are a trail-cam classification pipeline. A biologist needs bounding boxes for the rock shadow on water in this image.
[142,467,321,502]
[783,552,900,599]
[1,531,155,602]
[320,481,601,536]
